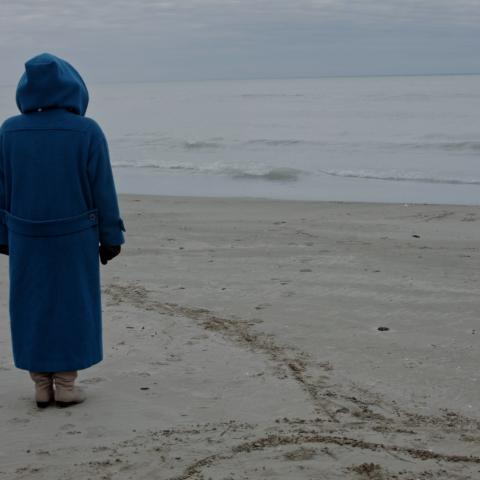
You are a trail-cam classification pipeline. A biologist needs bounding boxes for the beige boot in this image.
[53,371,86,407]
[29,372,55,408]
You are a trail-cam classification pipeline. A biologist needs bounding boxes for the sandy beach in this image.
[1,194,480,479]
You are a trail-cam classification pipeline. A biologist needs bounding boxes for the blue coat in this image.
[0,53,125,372]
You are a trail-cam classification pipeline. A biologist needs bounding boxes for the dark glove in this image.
[99,245,121,265]
[0,244,8,256]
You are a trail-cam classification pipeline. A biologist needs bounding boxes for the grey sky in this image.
[1,0,480,84]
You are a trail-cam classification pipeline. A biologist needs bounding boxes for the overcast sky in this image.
[1,0,480,85]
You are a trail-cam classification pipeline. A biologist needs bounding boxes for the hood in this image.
[16,53,89,116]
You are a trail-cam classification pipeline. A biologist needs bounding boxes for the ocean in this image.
[2,75,480,204]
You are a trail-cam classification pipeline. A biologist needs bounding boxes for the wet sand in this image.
[1,195,480,479]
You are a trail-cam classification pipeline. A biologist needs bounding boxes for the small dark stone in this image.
[140,387,150,390]
[378,327,390,332]
[412,234,420,238]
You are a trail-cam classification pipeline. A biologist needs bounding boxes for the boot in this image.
[53,371,86,407]
[29,372,55,408]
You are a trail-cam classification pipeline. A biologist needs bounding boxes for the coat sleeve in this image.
[87,124,125,246]
[0,129,7,245]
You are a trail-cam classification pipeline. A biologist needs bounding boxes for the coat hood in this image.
[16,53,89,116]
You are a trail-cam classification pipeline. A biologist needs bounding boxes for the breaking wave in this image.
[240,93,305,98]
[116,133,480,155]
[113,134,319,151]
[227,167,302,182]
[245,139,307,147]
[113,159,480,186]
[182,141,223,150]
[435,142,480,152]
[384,141,480,153]
[113,161,303,182]
[318,169,480,186]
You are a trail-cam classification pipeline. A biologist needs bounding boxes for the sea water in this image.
[2,75,480,204]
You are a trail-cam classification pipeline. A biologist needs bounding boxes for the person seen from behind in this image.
[0,52,125,408]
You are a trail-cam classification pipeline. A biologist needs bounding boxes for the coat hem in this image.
[14,356,103,373]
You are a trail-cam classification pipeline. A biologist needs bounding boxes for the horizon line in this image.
[1,71,480,88]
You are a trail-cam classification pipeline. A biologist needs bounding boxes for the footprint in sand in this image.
[8,417,30,425]
[191,334,209,340]
[299,257,313,263]
[283,447,317,461]
[79,377,105,384]
[167,353,182,362]
[60,423,76,430]
[85,425,108,438]
[255,303,272,310]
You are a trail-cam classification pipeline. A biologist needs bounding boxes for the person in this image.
[0,52,125,408]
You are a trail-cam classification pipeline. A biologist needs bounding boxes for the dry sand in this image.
[1,195,480,479]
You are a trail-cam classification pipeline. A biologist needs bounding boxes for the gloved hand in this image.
[99,245,121,265]
[0,244,8,256]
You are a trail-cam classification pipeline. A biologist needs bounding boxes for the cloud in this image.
[0,0,479,83]
[2,0,479,33]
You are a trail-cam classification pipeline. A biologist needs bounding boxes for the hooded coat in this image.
[0,53,125,372]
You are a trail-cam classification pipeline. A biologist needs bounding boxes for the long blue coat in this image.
[0,53,125,372]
